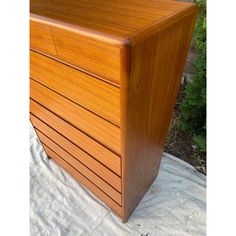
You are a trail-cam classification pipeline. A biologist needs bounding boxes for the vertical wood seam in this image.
[50,27,59,57]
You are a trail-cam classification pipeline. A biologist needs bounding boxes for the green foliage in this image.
[193,134,206,152]
[180,0,206,153]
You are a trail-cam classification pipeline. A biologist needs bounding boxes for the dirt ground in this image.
[164,85,206,175]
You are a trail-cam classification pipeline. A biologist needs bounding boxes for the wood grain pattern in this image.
[36,129,121,203]
[30,0,196,38]
[30,99,121,175]
[30,20,57,56]
[30,79,121,154]
[121,10,197,222]
[52,26,121,84]
[30,16,121,84]
[43,145,122,216]
[30,0,198,222]
[30,0,195,83]
[30,50,120,125]
[31,115,121,193]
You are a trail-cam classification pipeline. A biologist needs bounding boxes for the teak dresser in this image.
[30,0,197,222]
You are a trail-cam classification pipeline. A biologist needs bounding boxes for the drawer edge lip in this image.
[30,98,121,159]
[30,107,121,177]
[30,48,121,88]
[38,132,122,197]
[30,75,121,128]
[43,144,122,212]
[30,79,121,155]
[30,13,130,48]
[34,126,121,190]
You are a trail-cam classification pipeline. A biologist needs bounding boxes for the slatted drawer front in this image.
[30,18,121,85]
[30,113,121,190]
[30,79,121,154]
[42,145,122,216]
[30,99,120,175]
[30,100,122,208]
[30,50,120,125]
[36,129,121,202]
[30,40,123,211]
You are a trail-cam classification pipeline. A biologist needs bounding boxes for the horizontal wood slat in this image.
[43,145,122,216]
[30,79,121,154]
[36,129,121,203]
[31,114,121,192]
[30,99,121,175]
[30,50,120,125]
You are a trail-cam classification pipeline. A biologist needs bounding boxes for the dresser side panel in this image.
[121,10,197,221]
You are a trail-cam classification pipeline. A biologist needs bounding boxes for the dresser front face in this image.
[30,19,125,217]
[30,1,197,222]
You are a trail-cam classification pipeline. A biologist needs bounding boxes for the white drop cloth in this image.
[30,123,206,236]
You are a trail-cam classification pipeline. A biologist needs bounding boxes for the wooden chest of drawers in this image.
[30,0,197,222]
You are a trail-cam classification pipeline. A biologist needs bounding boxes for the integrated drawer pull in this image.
[30,50,120,125]
[30,79,121,154]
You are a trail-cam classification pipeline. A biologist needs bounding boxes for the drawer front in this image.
[36,130,121,202]
[43,145,122,215]
[30,20,57,57]
[30,99,121,176]
[30,79,121,154]
[30,50,120,125]
[30,18,121,85]
[30,113,121,190]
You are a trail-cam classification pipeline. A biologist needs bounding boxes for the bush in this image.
[180,0,206,152]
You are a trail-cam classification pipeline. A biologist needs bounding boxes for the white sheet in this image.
[30,123,206,236]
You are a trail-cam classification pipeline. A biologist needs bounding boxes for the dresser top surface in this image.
[30,0,196,41]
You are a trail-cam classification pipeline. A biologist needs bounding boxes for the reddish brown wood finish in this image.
[43,145,122,216]
[30,99,121,175]
[30,20,57,56]
[30,16,122,84]
[36,129,121,202]
[121,11,198,221]
[30,79,121,154]
[30,0,196,38]
[32,116,121,193]
[30,0,197,222]
[30,50,120,125]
